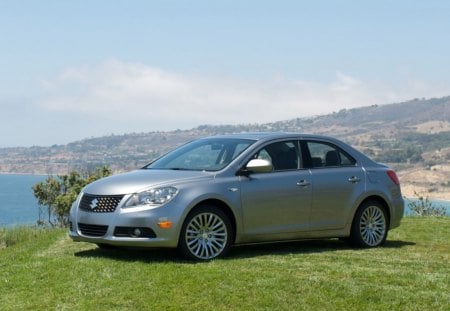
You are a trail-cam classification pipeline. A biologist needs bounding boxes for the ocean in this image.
[0,174,448,227]
[0,174,47,227]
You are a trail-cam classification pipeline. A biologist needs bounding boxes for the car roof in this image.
[208,132,333,141]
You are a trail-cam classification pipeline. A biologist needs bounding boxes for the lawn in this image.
[0,217,449,310]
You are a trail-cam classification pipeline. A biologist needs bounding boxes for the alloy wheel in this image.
[184,211,229,260]
[359,205,387,246]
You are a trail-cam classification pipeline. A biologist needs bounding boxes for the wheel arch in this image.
[187,198,237,244]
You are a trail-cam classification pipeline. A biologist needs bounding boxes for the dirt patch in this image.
[412,121,450,134]
[397,164,450,200]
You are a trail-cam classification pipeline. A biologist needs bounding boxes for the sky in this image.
[1,0,450,147]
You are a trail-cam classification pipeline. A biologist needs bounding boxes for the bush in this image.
[408,191,447,216]
[32,166,111,227]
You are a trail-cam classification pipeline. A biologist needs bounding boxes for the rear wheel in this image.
[179,205,233,261]
[350,200,388,247]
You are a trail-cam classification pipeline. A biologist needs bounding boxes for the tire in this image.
[179,205,233,261]
[350,200,388,248]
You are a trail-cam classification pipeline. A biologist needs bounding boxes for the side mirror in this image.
[242,159,273,175]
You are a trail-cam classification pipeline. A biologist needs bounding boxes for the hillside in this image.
[1,96,450,199]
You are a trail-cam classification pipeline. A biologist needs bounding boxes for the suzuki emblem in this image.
[90,198,99,210]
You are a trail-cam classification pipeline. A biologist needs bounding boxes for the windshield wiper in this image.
[168,167,202,171]
[143,167,202,171]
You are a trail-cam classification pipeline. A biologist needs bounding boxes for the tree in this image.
[33,177,61,226]
[32,166,111,227]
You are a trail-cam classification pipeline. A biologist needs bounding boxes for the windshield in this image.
[145,138,255,171]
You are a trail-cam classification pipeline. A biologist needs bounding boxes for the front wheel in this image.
[179,205,233,261]
[350,201,388,247]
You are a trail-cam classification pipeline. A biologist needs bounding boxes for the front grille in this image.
[79,194,124,213]
[114,227,157,238]
[78,223,108,237]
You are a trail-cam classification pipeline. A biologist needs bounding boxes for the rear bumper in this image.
[390,195,404,229]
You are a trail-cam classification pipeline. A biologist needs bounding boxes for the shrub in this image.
[408,191,447,216]
[32,166,111,227]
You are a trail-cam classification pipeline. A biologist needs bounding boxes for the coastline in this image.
[401,185,450,202]
[0,172,49,176]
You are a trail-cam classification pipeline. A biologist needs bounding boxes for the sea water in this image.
[0,174,47,227]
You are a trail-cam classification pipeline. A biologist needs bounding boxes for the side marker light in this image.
[158,219,173,229]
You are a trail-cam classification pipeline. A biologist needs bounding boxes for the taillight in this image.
[387,170,400,185]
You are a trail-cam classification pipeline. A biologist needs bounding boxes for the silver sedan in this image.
[69,133,404,260]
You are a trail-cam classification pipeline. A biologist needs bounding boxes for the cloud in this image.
[37,59,450,131]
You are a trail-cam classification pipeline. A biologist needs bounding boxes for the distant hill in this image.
[1,96,450,199]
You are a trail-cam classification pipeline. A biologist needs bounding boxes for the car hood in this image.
[83,169,213,195]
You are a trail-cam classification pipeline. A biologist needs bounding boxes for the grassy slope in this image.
[0,218,449,310]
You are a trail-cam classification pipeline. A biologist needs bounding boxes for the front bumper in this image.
[69,194,182,248]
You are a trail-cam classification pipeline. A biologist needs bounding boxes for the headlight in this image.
[123,186,178,208]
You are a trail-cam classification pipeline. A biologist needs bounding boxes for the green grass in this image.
[1,218,449,310]
[0,226,51,248]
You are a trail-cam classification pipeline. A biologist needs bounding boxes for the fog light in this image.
[132,228,142,237]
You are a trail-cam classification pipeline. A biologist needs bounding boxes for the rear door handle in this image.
[297,180,311,187]
[348,176,361,183]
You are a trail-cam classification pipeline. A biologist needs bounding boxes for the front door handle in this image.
[348,176,361,183]
[297,180,311,187]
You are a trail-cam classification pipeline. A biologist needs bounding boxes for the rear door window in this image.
[303,141,356,168]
